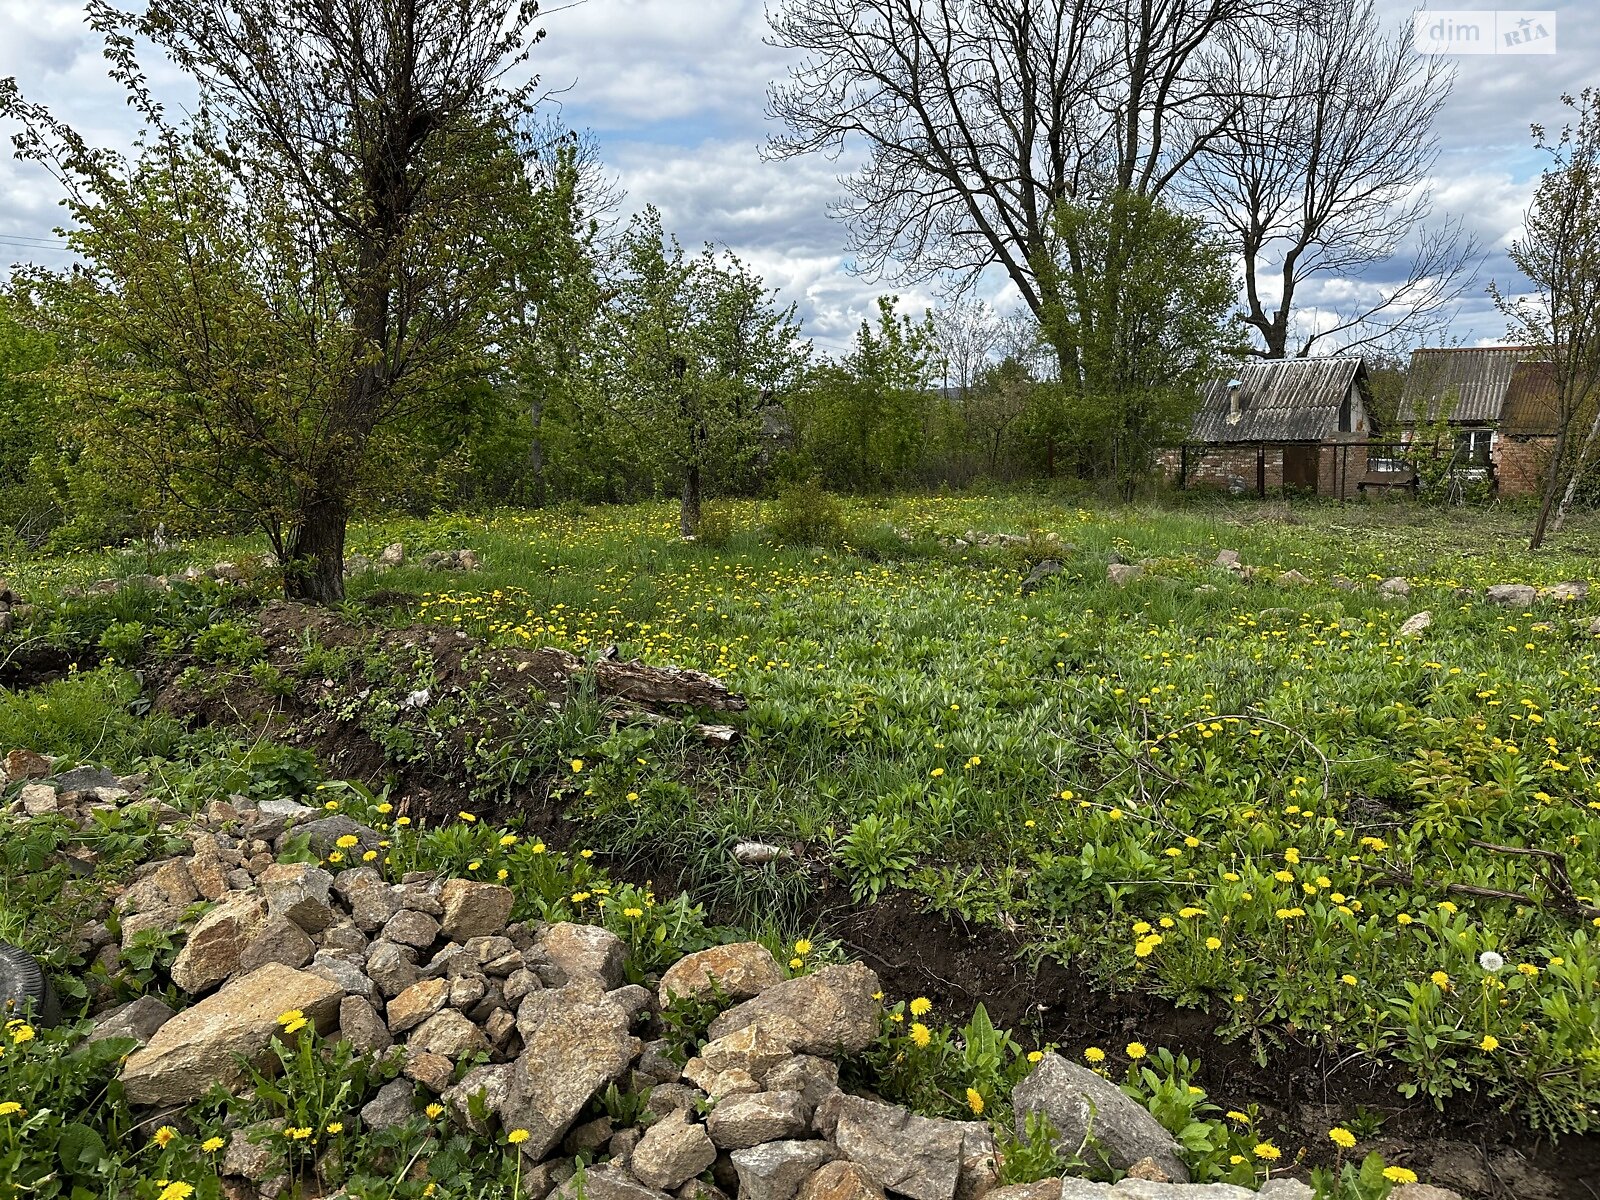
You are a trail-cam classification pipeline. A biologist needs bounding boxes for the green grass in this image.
[8,492,1600,1135]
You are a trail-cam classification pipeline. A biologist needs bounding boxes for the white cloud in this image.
[4,0,1596,354]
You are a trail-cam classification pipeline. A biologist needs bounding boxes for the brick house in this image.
[1396,347,1561,496]
[1162,356,1375,498]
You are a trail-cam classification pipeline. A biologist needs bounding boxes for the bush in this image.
[767,478,848,548]
[696,502,737,549]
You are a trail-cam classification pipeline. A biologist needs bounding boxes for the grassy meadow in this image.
[7,492,1600,1147]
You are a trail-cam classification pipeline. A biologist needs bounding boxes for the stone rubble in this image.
[2,751,1473,1200]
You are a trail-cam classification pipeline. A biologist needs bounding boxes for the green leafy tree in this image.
[789,297,938,490]
[1038,191,1242,498]
[0,295,63,548]
[604,208,808,535]
[1,0,545,601]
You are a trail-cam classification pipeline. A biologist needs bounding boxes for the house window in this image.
[1367,445,1408,473]
[1455,429,1492,469]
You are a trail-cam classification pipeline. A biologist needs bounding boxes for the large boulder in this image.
[169,893,268,993]
[1486,583,1537,608]
[1011,1054,1188,1183]
[658,942,785,1008]
[119,963,342,1105]
[705,963,881,1055]
[503,999,637,1158]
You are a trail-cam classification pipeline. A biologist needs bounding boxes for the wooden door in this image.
[1283,445,1319,491]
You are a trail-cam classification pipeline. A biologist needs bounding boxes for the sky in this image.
[0,0,1595,356]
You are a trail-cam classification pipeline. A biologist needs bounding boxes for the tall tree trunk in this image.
[1553,407,1600,534]
[680,464,701,538]
[284,487,348,603]
[528,390,546,507]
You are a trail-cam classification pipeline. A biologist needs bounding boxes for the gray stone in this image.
[609,983,653,1024]
[1214,550,1241,570]
[705,962,881,1055]
[1378,577,1411,597]
[552,1168,670,1200]
[1397,611,1433,639]
[539,921,626,988]
[170,893,269,993]
[442,1062,518,1135]
[730,1141,838,1200]
[361,1078,418,1130]
[564,1115,615,1156]
[439,878,515,940]
[337,995,391,1054]
[119,964,342,1105]
[306,952,376,1003]
[275,814,382,858]
[1275,570,1311,587]
[259,862,336,933]
[222,1122,282,1181]
[321,920,369,958]
[449,973,489,1012]
[1021,559,1064,594]
[381,908,441,949]
[798,1162,885,1200]
[658,942,785,1008]
[88,996,175,1048]
[706,1090,810,1149]
[632,1108,718,1191]
[1486,583,1537,608]
[1545,579,1589,602]
[387,977,450,1033]
[1257,1182,1318,1200]
[830,1094,968,1200]
[1106,1183,1253,1199]
[349,886,403,933]
[1107,564,1143,586]
[238,915,316,973]
[502,998,637,1158]
[408,1008,490,1059]
[1012,1054,1188,1183]
[366,942,421,997]
[763,1055,839,1108]
[51,766,120,792]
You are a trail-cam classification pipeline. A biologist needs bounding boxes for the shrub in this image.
[767,478,848,548]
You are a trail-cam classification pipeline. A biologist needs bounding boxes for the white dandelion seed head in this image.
[1479,951,1505,973]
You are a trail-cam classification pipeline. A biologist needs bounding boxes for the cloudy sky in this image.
[0,0,1593,355]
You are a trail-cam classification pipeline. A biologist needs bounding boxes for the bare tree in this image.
[931,296,1002,398]
[1492,90,1600,549]
[1185,0,1476,359]
[765,0,1283,381]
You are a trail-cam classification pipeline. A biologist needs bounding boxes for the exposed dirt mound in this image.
[149,601,745,823]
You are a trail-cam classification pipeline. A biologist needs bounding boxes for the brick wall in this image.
[1493,435,1556,497]
[1160,444,1366,498]
[1159,446,1282,493]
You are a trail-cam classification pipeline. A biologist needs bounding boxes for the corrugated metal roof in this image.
[1189,357,1365,444]
[1500,360,1562,435]
[1398,347,1540,425]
